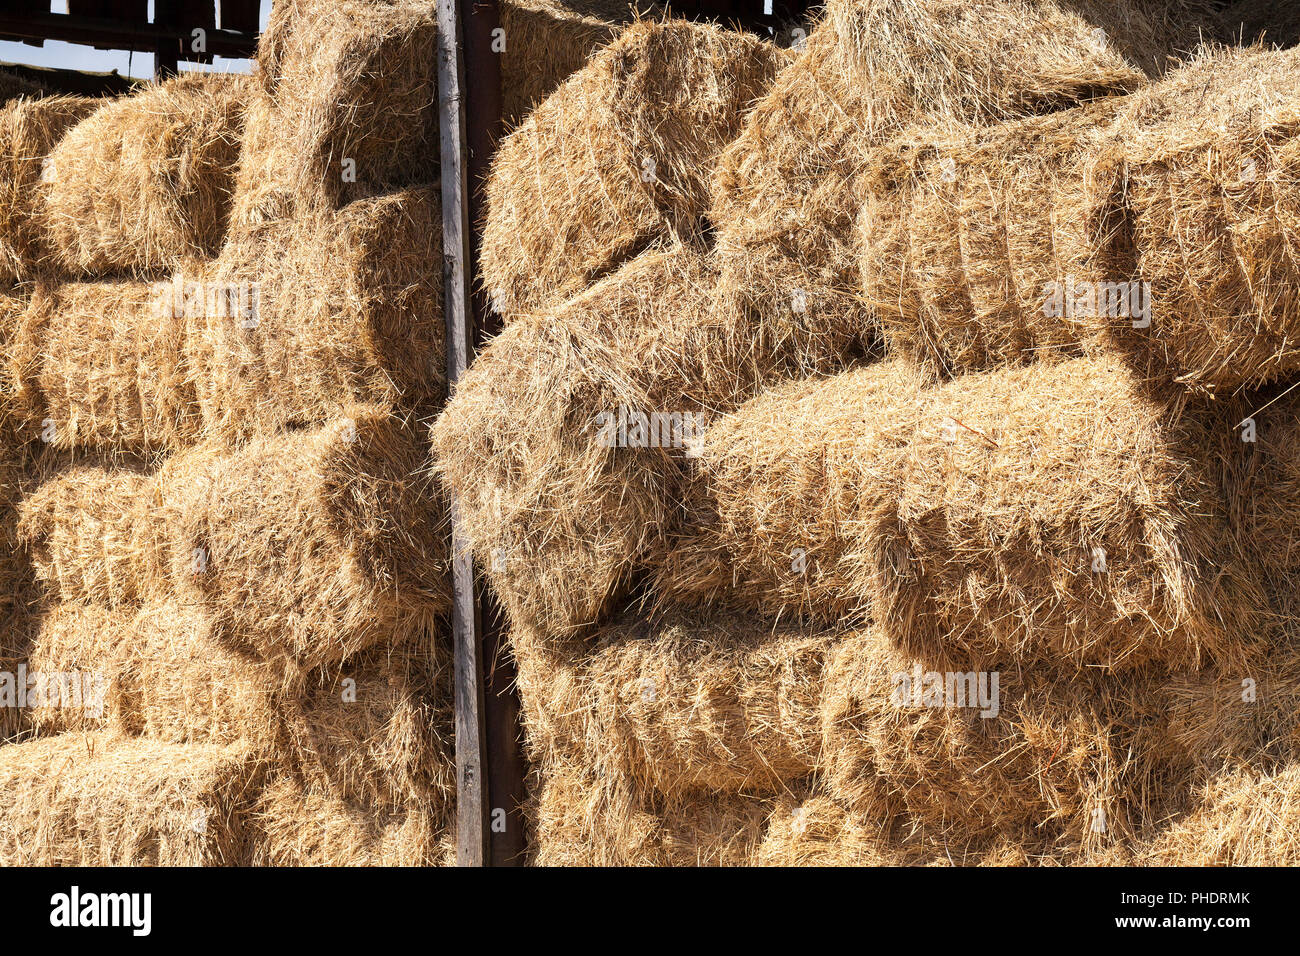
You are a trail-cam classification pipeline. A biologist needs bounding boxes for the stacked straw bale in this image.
[0,95,98,284]
[40,73,249,277]
[0,733,263,865]
[480,19,790,318]
[186,187,444,445]
[665,356,1264,673]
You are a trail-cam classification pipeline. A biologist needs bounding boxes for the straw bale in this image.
[0,437,38,742]
[821,626,1190,851]
[253,0,438,217]
[8,278,200,454]
[670,355,1263,671]
[433,245,850,639]
[226,90,296,236]
[1104,46,1300,392]
[40,73,249,277]
[709,0,1148,367]
[16,462,170,609]
[1138,763,1300,865]
[480,19,789,318]
[1220,0,1300,49]
[26,600,284,745]
[860,99,1128,380]
[186,187,444,445]
[0,95,98,284]
[498,0,655,128]
[169,409,449,670]
[0,733,263,865]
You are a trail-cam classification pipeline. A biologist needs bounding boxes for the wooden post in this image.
[153,0,180,79]
[437,0,489,868]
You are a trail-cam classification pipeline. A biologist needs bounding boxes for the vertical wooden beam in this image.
[437,0,491,868]
[153,0,180,79]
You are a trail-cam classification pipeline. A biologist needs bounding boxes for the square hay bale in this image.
[708,0,1149,365]
[251,0,437,219]
[0,734,263,865]
[859,98,1128,380]
[1138,763,1300,865]
[16,462,170,609]
[0,95,99,284]
[8,279,200,455]
[672,355,1263,671]
[577,611,831,797]
[168,408,449,670]
[480,19,789,318]
[1103,46,1300,392]
[0,437,38,742]
[26,601,285,745]
[434,245,842,639]
[186,187,444,445]
[820,626,1190,852]
[40,73,250,277]
[498,0,655,129]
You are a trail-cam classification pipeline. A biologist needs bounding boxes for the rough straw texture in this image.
[40,73,249,277]
[0,734,263,866]
[188,187,444,445]
[481,19,789,318]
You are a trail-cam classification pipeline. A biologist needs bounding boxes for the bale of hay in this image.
[821,626,1189,851]
[17,462,169,609]
[1104,46,1300,392]
[433,245,849,639]
[0,734,262,865]
[169,409,449,671]
[8,278,200,454]
[40,73,249,277]
[582,611,831,796]
[498,0,656,128]
[860,99,1128,380]
[670,355,1263,672]
[26,601,285,744]
[0,95,99,284]
[1139,763,1300,865]
[0,436,38,742]
[186,187,444,445]
[251,0,437,219]
[708,0,1149,367]
[480,19,789,319]
[1220,0,1300,49]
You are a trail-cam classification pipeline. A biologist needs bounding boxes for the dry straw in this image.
[0,733,264,865]
[0,95,99,284]
[40,73,249,277]
[0,71,47,103]
[480,19,789,318]
[1219,0,1300,49]
[9,279,201,455]
[187,187,444,446]
[708,0,1151,367]
[1101,45,1300,392]
[820,626,1189,852]
[860,98,1128,380]
[168,408,449,671]
[252,0,437,220]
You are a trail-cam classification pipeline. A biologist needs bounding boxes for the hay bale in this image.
[16,462,169,609]
[1104,46,1300,392]
[480,19,789,318]
[0,95,99,284]
[186,187,444,445]
[26,601,284,744]
[40,73,249,277]
[821,626,1189,851]
[433,245,848,638]
[169,409,449,671]
[250,0,437,220]
[1221,0,1300,49]
[0,436,38,742]
[8,279,200,454]
[708,0,1148,365]
[0,734,262,865]
[671,355,1263,671]
[498,0,655,128]
[860,99,1128,380]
